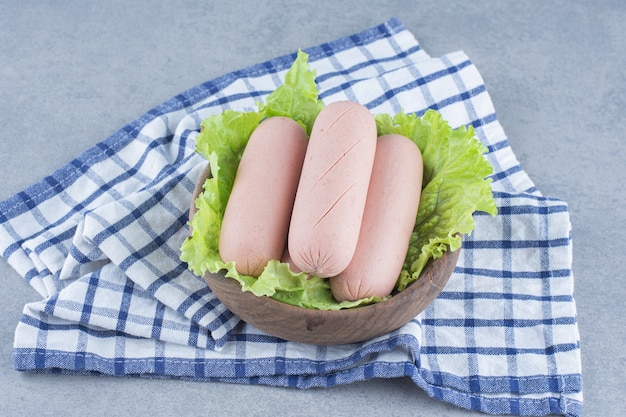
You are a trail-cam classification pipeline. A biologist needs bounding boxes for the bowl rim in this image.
[202,244,459,315]
[201,250,458,344]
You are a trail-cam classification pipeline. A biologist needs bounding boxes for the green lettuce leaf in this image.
[243,260,382,310]
[258,49,324,135]
[181,53,497,310]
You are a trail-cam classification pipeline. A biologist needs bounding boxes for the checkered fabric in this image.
[0,18,582,416]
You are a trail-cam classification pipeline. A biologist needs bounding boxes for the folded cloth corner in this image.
[0,17,582,417]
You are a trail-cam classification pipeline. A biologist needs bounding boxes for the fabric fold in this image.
[0,18,582,416]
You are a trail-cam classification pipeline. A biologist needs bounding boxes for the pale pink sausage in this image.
[330,133,423,301]
[288,101,377,277]
[219,116,308,277]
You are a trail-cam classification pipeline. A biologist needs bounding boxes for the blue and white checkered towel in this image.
[0,18,582,416]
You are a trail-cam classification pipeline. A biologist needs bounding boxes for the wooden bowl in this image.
[189,164,459,345]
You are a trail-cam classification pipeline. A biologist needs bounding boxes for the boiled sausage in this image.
[331,133,423,301]
[219,116,308,277]
[288,101,377,277]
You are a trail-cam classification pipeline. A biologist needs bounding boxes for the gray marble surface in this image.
[1,1,624,416]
